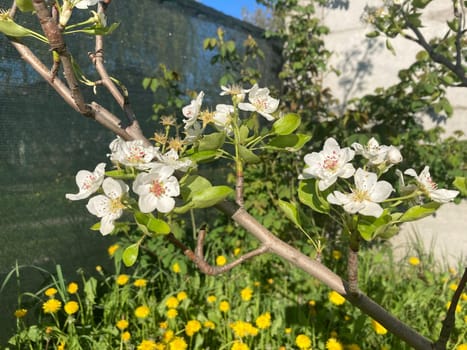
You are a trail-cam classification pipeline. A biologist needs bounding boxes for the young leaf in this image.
[357,211,392,241]
[198,132,226,151]
[122,243,139,267]
[191,186,233,208]
[187,150,223,163]
[147,218,171,235]
[272,113,301,135]
[238,145,260,164]
[180,175,212,201]
[398,202,441,222]
[278,200,302,228]
[267,134,311,151]
[453,176,467,196]
[298,179,330,214]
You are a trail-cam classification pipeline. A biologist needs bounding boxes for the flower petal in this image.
[359,201,383,217]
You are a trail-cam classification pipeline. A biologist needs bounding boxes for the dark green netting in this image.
[0,0,281,342]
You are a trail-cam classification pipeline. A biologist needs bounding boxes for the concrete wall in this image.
[314,0,466,266]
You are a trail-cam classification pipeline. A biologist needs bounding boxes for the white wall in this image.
[313,0,466,265]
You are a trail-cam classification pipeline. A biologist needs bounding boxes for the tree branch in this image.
[215,200,434,350]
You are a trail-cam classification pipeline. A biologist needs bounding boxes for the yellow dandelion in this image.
[207,295,217,304]
[219,301,230,312]
[172,262,181,273]
[116,319,129,331]
[326,337,343,350]
[408,256,420,266]
[167,308,178,319]
[14,309,27,318]
[332,250,342,260]
[107,244,120,256]
[163,329,174,343]
[457,344,467,350]
[116,274,130,286]
[255,312,271,329]
[309,300,316,307]
[254,281,261,287]
[177,291,188,301]
[166,296,179,309]
[137,339,157,350]
[295,334,312,349]
[185,319,202,336]
[345,345,361,350]
[159,321,168,329]
[122,331,131,342]
[461,292,467,301]
[45,288,58,297]
[285,327,292,334]
[67,282,78,294]
[204,320,216,329]
[95,265,103,273]
[234,247,241,256]
[64,301,79,315]
[168,337,187,350]
[230,321,258,337]
[371,319,388,335]
[134,279,148,288]
[57,341,65,350]
[449,283,459,291]
[267,278,274,284]
[42,299,62,314]
[216,255,227,266]
[231,341,250,350]
[240,287,253,301]
[329,291,346,306]
[135,305,151,319]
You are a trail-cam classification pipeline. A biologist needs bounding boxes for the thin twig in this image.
[434,267,467,350]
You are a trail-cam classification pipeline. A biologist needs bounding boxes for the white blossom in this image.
[404,166,459,203]
[74,0,98,9]
[156,149,193,172]
[213,104,234,133]
[238,84,279,121]
[66,163,106,201]
[182,91,204,129]
[299,137,356,191]
[132,165,180,213]
[327,168,394,217]
[108,137,160,170]
[220,84,250,103]
[86,178,128,235]
[352,138,389,165]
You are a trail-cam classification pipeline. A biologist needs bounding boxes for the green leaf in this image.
[105,169,135,180]
[180,175,212,202]
[146,218,171,235]
[412,0,431,9]
[191,186,233,208]
[298,179,330,214]
[453,176,467,196]
[122,243,139,267]
[16,0,34,12]
[398,202,441,222]
[365,31,380,38]
[238,145,260,164]
[198,132,225,151]
[188,150,223,163]
[357,211,392,241]
[267,134,311,151]
[64,22,120,36]
[272,113,301,135]
[226,40,236,53]
[278,200,301,228]
[386,39,396,55]
[239,125,250,143]
[90,222,101,231]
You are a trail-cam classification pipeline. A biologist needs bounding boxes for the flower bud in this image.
[386,146,402,164]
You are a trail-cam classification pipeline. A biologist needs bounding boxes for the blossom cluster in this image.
[300,137,459,218]
[66,84,280,236]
